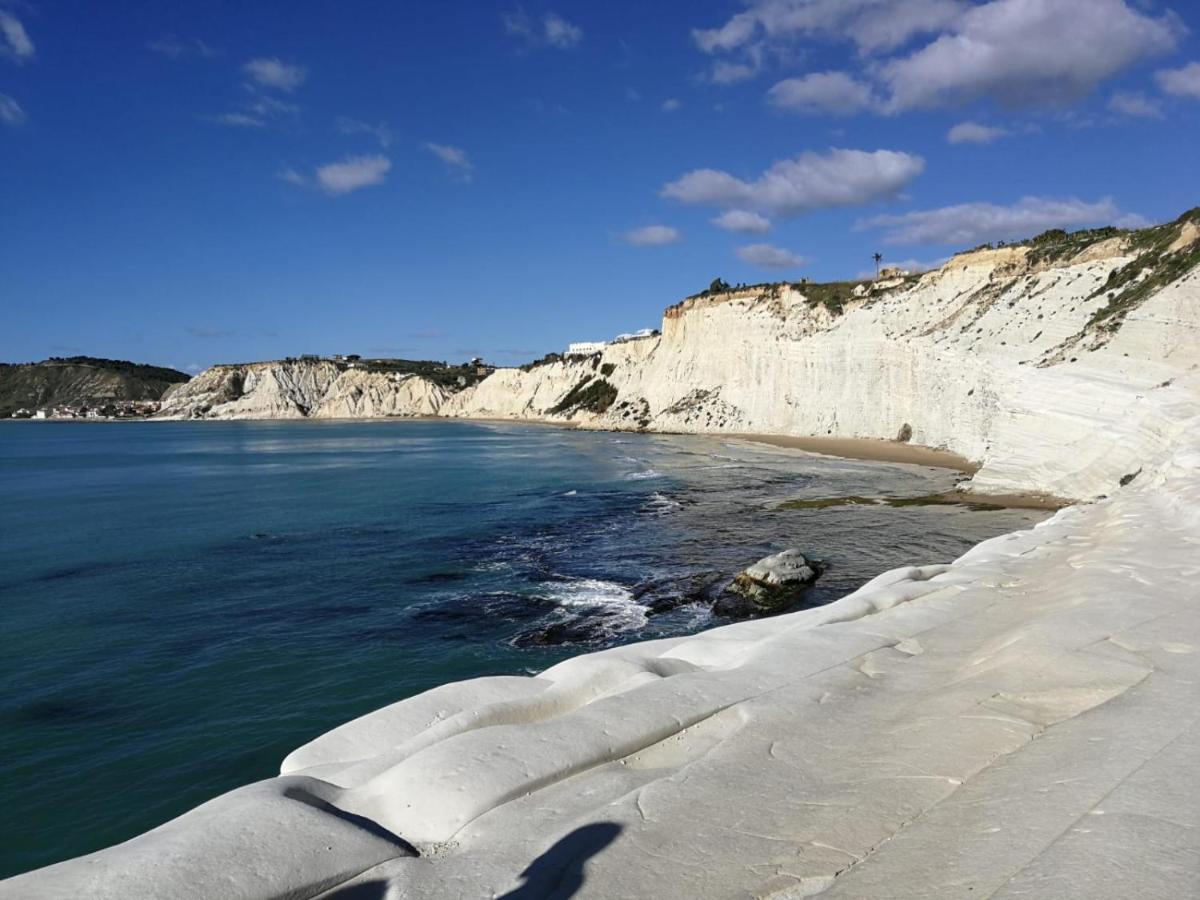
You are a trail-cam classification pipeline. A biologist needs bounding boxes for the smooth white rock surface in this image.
[10,241,1199,897]
[6,433,1198,897]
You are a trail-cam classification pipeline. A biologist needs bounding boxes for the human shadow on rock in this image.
[500,822,622,899]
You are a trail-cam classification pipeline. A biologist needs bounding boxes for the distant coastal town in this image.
[7,400,164,420]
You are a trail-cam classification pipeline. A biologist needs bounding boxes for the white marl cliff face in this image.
[7,219,1200,898]
[157,359,448,420]
[157,218,1200,502]
[447,233,1200,501]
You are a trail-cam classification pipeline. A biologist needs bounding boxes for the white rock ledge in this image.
[10,238,1200,897]
[4,436,1199,898]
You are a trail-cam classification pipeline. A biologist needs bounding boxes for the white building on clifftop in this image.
[566,341,606,356]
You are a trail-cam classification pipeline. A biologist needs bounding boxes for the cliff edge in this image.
[12,212,1197,898]
[447,209,1200,501]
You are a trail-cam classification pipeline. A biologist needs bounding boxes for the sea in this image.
[0,419,1048,878]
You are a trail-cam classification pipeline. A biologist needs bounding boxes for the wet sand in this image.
[732,432,980,473]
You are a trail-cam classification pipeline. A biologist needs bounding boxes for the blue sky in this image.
[2,0,1198,371]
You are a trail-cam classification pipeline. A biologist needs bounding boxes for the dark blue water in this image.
[0,420,1045,878]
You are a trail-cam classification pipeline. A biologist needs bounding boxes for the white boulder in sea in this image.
[718,549,820,616]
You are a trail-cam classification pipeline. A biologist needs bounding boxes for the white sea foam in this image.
[625,469,662,480]
[544,577,648,631]
[644,491,682,515]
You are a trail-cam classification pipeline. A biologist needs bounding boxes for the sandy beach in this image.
[733,432,980,472]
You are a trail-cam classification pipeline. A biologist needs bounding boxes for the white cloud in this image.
[424,142,474,181]
[543,12,583,48]
[337,117,393,147]
[208,95,298,129]
[694,0,1180,113]
[737,243,808,270]
[767,71,875,115]
[661,148,924,218]
[147,35,216,60]
[211,112,265,128]
[0,10,34,63]
[314,155,391,196]
[1107,91,1164,119]
[504,9,583,49]
[946,121,1008,144]
[0,92,25,126]
[693,0,965,58]
[662,98,682,112]
[1156,61,1200,99]
[621,225,682,246]
[709,60,759,84]
[860,196,1138,246]
[277,167,308,187]
[242,57,306,92]
[879,0,1181,111]
[711,210,771,234]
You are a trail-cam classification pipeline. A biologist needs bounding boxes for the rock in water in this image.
[716,549,820,617]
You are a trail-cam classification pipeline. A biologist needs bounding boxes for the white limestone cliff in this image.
[444,223,1200,501]
[157,214,1200,504]
[13,214,1198,898]
[157,360,448,420]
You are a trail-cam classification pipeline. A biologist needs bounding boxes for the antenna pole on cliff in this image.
[873,252,883,279]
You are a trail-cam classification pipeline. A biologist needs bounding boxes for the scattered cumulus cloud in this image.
[504,8,583,50]
[877,0,1181,112]
[316,155,391,195]
[860,196,1143,246]
[711,210,771,234]
[543,12,583,48]
[296,154,393,196]
[767,71,875,115]
[0,10,34,63]
[662,98,682,112]
[1107,91,1163,119]
[211,112,265,128]
[693,0,964,57]
[424,142,474,181]
[0,92,25,126]
[337,117,393,147]
[243,57,307,92]
[695,0,1181,115]
[147,35,216,59]
[661,148,924,218]
[277,167,308,186]
[736,243,808,270]
[621,225,682,246]
[947,121,1008,144]
[710,59,759,84]
[207,95,299,129]
[1156,61,1200,99]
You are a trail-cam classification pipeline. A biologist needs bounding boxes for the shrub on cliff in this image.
[550,378,618,415]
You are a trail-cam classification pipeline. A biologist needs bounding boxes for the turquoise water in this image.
[0,420,1046,878]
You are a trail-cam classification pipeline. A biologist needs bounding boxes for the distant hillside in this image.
[0,357,190,417]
